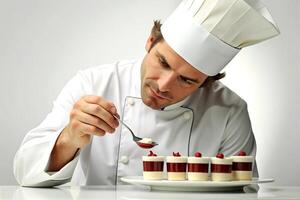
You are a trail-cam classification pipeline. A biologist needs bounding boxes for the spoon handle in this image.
[113,115,142,141]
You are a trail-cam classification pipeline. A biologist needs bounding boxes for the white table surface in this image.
[1,185,299,200]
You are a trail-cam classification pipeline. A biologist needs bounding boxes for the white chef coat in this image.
[13,58,257,187]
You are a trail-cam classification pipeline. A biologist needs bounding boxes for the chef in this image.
[14,0,279,187]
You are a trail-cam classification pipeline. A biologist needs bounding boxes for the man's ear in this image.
[145,35,155,53]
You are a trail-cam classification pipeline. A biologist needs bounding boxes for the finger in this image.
[84,96,120,117]
[76,111,115,133]
[109,105,120,119]
[77,121,106,137]
[81,103,119,128]
[83,96,113,110]
[81,100,119,129]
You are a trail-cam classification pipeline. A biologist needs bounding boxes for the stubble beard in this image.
[141,84,161,110]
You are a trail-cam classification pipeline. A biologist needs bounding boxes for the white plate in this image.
[120,176,274,192]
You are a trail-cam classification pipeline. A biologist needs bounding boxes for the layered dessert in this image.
[231,151,254,180]
[187,152,210,181]
[211,153,233,181]
[166,152,187,181]
[137,137,157,149]
[142,151,165,180]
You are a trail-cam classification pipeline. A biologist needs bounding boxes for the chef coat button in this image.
[183,112,191,120]
[120,156,129,164]
[127,99,135,106]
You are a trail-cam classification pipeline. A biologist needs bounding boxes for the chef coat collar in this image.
[162,96,190,111]
[133,55,191,111]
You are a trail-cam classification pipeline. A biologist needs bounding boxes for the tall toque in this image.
[161,0,280,76]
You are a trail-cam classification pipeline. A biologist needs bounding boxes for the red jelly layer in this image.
[167,163,187,172]
[143,161,164,171]
[211,164,232,173]
[232,162,252,171]
[188,163,209,173]
[137,142,155,149]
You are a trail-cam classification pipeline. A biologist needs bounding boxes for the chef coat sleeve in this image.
[13,70,92,187]
[220,99,259,177]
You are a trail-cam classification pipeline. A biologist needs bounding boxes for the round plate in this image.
[120,176,274,192]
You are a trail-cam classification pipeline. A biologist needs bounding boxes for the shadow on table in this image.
[116,185,259,200]
[12,185,259,200]
[13,186,73,200]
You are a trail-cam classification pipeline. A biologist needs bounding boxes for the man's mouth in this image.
[149,87,171,100]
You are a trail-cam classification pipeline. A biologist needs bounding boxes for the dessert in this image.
[231,151,254,180]
[211,153,233,181]
[166,152,187,180]
[187,152,210,181]
[142,151,165,180]
[137,137,157,149]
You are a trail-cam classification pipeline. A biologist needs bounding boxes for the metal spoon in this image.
[114,115,158,149]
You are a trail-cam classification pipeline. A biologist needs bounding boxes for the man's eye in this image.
[159,59,169,68]
[180,76,193,85]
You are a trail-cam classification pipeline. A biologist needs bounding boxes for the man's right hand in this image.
[64,95,120,149]
[48,95,119,171]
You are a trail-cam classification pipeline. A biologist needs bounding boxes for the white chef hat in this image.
[161,0,280,76]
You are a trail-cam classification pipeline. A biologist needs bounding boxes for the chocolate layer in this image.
[143,161,164,171]
[232,162,252,171]
[188,163,209,172]
[211,164,232,173]
[167,163,187,172]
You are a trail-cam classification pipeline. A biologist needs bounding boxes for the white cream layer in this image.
[187,157,210,163]
[187,172,209,181]
[166,156,188,163]
[139,138,153,144]
[232,171,253,180]
[142,156,165,162]
[231,156,254,162]
[211,173,233,181]
[143,172,164,180]
[211,157,233,164]
[167,172,186,180]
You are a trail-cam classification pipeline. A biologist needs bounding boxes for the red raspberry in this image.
[173,152,181,157]
[216,153,224,159]
[148,150,157,156]
[194,152,202,157]
[238,151,247,156]
[149,150,153,156]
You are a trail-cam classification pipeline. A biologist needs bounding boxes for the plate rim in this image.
[120,176,274,188]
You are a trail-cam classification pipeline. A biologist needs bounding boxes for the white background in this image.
[0,0,299,186]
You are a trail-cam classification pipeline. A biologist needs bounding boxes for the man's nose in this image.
[157,71,176,92]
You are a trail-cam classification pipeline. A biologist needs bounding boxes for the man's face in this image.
[140,37,208,110]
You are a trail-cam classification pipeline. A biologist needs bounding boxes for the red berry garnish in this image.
[216,153,224,159]
[148,151,153,156]
[238,151,247,156]
[148,150,157,156]
[173,152,181,157]
[194,152,202,157]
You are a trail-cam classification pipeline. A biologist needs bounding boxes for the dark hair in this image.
[150,20,226,87]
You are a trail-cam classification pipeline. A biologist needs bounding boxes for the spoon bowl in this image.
[136,141,158,149]
[114,115,158,149]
